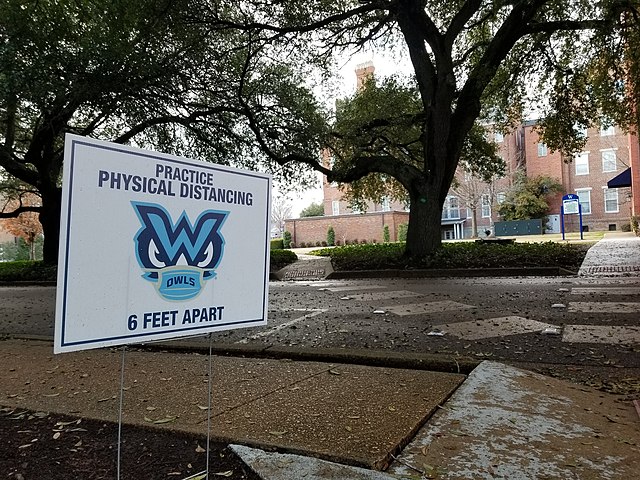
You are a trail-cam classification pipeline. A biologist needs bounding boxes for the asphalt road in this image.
[1,275,639,393]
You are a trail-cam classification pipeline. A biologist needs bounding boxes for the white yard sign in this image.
[55,135,271,353]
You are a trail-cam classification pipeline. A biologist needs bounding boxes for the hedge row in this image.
[311,241,590,271]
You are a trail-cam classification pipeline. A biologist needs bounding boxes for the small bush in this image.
[316,241,322,247]
[335,240,342,246]
[383,225,390,243]
[361,239,368,244]
[632,216,639,235]
[270,249,298,271]
[283,231,292,249]
[398,223,408,242]
[327,226,335,246]
[270,238,284,250]
[621,223,631,232]
[321,241,328,247]
[0,261,57,282]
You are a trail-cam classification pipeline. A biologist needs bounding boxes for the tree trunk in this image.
[39,188,62,265]
[404,187,445,257]
[471,207,478,238]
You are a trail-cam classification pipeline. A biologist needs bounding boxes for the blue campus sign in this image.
[560,193,583,240]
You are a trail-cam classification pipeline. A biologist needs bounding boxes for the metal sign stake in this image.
[117,345,127,480]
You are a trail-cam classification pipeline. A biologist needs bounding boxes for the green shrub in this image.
[310,241,588,271]
[621,223,631,232]
[270,238,284,250]
[398,223,408,242]
[283,231,292,249]
[0,261,57,282]
[327,226,335,246]
[383,225,390,243]
[632,216,639,235]
[270,249,297,271]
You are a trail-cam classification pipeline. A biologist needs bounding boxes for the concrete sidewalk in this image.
[2,233,640,479]
[579,232,640,276]
[2,337,639,479]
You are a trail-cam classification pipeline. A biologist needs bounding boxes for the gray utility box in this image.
[495,219,543,236]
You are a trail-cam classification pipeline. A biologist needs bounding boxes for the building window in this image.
[496,192,506,204]
[331,200,340,216]
[603,188,619,213]
[381,196,391,212]
[442,196,460,220]
[600,124,615,136]
[575,124,588,138]
[576,189,591,214]
[601,150,617,173]
[494,132,504,143]
[537,143,548,157]
[481,194,491,218]
[575,153,589,175]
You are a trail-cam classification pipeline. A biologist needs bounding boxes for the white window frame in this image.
[537,143,548,157]
[481,194,491,218]
[381,196,391,212]
[575,152,589,176]
[496,192,506,204]
[576,188,592,215]
[603,187,619,213]
[600,124,615,136]
[601,149,617,173]
[331,200,340,216]
[442,195,460,220]
[575,124,588,138]
[494,132,504,143]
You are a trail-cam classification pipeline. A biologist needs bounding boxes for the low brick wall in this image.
[285,211,409,247]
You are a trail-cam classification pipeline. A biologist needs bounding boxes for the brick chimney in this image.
[355,61,375,91]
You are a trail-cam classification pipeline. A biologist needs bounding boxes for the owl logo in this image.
[132,202,227,301]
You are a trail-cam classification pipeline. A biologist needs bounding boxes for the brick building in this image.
[284,64,638,246]
[523,122,634,233]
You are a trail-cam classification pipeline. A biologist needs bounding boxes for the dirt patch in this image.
[1,407,260,480]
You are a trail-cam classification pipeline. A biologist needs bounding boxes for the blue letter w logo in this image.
[132,202,228,301]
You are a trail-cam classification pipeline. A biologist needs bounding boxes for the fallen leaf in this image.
[197,405,209,410]
[328,369,341,375]
[268,430,288,437]
[153,416,177,424]
[146,406,157,411]
[213,471,233,477]
[53,432,61,440]
[195,444,206,453]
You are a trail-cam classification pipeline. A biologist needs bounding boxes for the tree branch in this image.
[445,0,482,48]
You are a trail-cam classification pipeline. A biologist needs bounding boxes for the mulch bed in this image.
[1,407,260,480]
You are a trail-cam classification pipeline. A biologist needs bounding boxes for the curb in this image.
[326,266,577,279]
[4,334,478,375]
